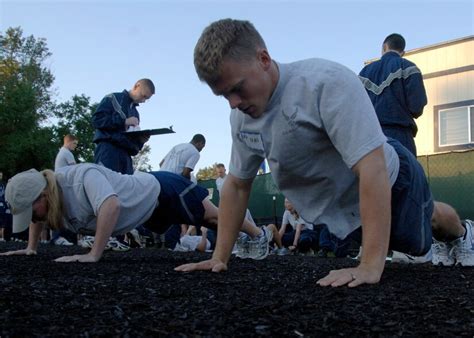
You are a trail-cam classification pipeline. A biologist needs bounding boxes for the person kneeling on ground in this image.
[0,164,271,262]
[279,198,319,255]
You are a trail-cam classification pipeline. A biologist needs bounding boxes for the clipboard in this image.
[123,127,175,137]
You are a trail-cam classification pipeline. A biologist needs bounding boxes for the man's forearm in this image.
[359,166,391,270]
[353,146,392,272]
[89,197,120,259]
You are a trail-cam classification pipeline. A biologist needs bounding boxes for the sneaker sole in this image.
[432,261,455,266]
[250,227,272,260]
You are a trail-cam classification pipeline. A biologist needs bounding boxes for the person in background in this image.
[215,163,227,194]
[51,134,79,246]
[160,134,206,181]
[359,33,427,156]
[54,134,78,170]
[359,33,431,264]
[93,80,155,251]
[172,225,217,253]
[93,78,155,175]
[159,134,206,248]
[278,198,319,255]
[213,162,271,257]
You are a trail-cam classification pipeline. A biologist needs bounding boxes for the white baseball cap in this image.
[5,169,47,233]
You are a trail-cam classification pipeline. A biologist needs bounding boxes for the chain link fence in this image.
[199,149,474,224]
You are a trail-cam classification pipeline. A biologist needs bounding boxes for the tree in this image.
[196,163,218,181]
[133,144,153,172]
[0,27,56,177]
[53,95,96,163]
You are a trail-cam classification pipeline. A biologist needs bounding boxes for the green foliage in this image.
[0,27,54,121]
[0,27,56,177]
[133,144,153,172]
[0,26,148,176]
[196,163,218,181]
[53,95,96,163]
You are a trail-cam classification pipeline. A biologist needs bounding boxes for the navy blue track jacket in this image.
[92,90,144,156]
[359,51,427,136]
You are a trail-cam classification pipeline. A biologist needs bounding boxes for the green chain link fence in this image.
[199,149,474,225]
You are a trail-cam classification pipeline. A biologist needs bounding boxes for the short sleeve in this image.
[184,152,200,170]
[229,111,265,179]
[318,65,386,168]
[82,169,117,216]
[66,152,76,166]
[281,210,290,226]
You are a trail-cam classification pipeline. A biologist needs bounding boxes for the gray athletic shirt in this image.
[54,147,76,170]
[229,58,399,239]
[55,164,159,236]
[160,143,200,175]
[282,210,313,231]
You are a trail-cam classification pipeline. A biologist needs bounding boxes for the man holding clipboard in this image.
[92,79,155,175]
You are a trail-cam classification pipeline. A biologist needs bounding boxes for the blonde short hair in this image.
[135,78,155,94]
[63,134,78,144]
[194,19,266,85]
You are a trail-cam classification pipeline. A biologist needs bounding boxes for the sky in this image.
[1,0,473,172]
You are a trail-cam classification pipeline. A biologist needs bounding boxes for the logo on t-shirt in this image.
[282,108,299,134]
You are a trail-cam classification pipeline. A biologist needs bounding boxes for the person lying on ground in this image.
[173,226,216,253]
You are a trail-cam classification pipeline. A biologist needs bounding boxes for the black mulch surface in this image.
[0,242,473,337]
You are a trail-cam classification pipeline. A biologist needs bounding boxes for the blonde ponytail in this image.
[42,170,65,231]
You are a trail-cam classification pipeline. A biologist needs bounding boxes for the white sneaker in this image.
[247,225,273,260]
[79,236,95,248]
[450,219,474,266]
[53,236,74,246]
[432,239,455,266]
[235,233,250,259]
[275,247,290,256]
[105,237,130,252]
[391,249,432,264]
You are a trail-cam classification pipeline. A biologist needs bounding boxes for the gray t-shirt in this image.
[281,210,313,231]
[160,143,200,175]
[54,147,76,170]
[55,164,160,236]
[229,58,399,239]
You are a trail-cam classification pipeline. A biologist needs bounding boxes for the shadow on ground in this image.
[0,242,473,337]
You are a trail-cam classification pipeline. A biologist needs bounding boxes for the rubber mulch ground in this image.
[0,242,473,337]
